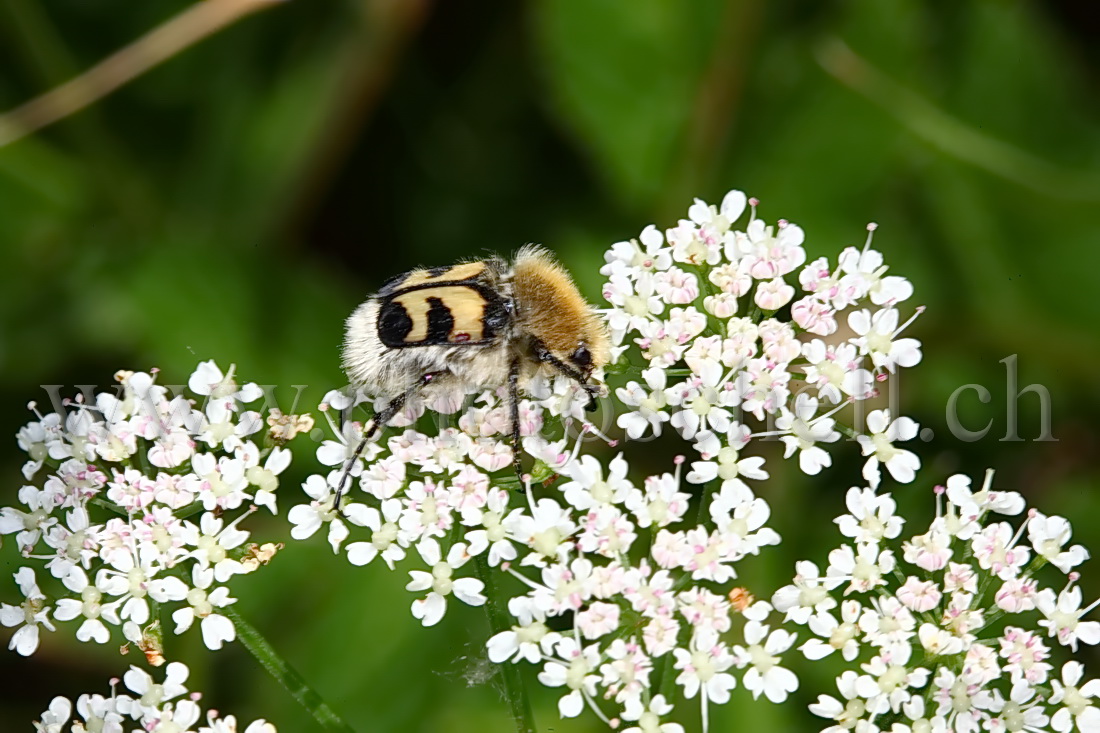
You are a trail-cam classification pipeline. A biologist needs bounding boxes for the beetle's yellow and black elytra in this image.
[375,262,510,348]
[335,246,609,510]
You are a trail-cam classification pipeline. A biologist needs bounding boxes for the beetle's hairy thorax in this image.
[512,248,610,369]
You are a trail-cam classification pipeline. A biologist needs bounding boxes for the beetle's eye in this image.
[571,344,592,369]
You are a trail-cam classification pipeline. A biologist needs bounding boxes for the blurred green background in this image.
[2,0,1099,730]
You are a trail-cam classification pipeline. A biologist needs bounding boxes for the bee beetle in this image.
[335,245,610,509]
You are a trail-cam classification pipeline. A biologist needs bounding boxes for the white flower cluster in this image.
[33,661,276,733]
[293,190,926,731]
[1,361,308,658]
[295,384,797,730]
[775,470,1100,732]
[604,190,923,490]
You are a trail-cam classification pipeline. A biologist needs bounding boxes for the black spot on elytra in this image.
[378,300,413,346]
[427,265,451,278]
[425,297,454,342]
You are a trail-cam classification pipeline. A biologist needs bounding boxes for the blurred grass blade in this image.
[225,605,358,733]
[816,37,1100,202]
[0,0,286,148]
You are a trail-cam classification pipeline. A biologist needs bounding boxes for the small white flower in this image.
[616,368,671,439]
[945,470,1025,516]
[754,277,795,310]
[775,394,840,475]
[405,539,485,626]
[971,522,1031,580]
[836,487,904,544]
[809,670,884,730]
[123,660,190,714]
[53,567,109,644]
[801,339,874,403]
[995,576,1039,613]
[1050,661,1100,732]
[510,498,576,567]
[687,425,765,501]
[986,679,1050,732]
[171,565,237,650]
[734,218,806,279]
[538,637,601,718]
[578,601,621,640]
[0,485,58,550]
[560,454,634,511]
[33,696,71,733]
[621,694,685,733]
[791,296,838,336]
[837,245,913,306]
[654,266,700,305]
[826,542,895,594]
[185,511,250,582]
[733,614,799,704]
[626,469,691,529]
[896,577,942,613]
[288,473,368,553]
[0,567,55,655]
[856,409,920,489]
[848,307,922,373]
[486,599,561,664]
[602,224,673,276]
[858,596,916,655]
[1029,511,1089,573]
[799,601,862,661]
[599,637,652,703]
[604,270,666,342]
[917,623,964,657]
[674,627,737,731]
[1037,585,1100,651]
[676,587,731,634]
[902,525,954,572]
[666,360,738,440]
[864,651,931,712]
[999,626,1052,686]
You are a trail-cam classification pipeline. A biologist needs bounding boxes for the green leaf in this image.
[532,0,724,212]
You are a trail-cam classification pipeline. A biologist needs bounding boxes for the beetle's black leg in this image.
[509,356,523,485]
[582,383,601,412]
[333,371,445,514]
[333,392,405,514]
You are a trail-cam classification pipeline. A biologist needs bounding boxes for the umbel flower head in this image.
[290,189,933,730]
[778,470,1100,732]
[1,361,310,659]
[31,661,276,732]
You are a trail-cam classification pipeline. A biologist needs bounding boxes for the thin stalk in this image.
[815,37,1100,202]
[0,0,153,224]
[475,553,538,733]
[224,606,356,733]
[0,0,285,148]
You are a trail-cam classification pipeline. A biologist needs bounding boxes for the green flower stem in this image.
[224,606,356,733]
[475,553,538,733]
